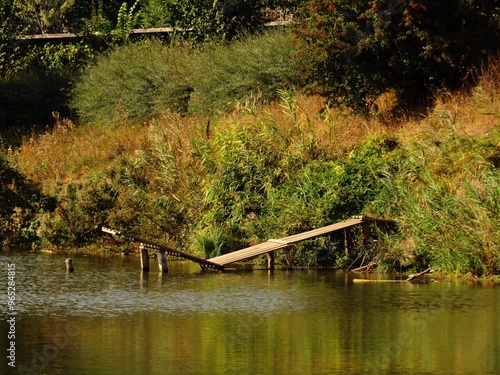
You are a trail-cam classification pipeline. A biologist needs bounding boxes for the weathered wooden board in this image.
[208,217,367,266]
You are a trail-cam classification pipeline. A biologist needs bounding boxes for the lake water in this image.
[1,250,499,375]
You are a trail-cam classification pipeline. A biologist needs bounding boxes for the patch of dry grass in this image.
[8,57,500,200]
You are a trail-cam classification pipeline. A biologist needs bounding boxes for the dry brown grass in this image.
[8,57,499,196]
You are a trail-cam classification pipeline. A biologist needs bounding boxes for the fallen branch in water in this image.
[350,260,377,272]
[406,268,432,282]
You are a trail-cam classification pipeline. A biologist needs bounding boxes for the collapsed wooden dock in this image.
[102,216,394,272]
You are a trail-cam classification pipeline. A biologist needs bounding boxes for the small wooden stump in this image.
[140,244,150,272]
[157,251,168,273]
[65,258,74,272]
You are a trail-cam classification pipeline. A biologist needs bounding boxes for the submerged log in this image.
[353,279,405,283]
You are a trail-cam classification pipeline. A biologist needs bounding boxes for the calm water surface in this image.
[1,250,499,375]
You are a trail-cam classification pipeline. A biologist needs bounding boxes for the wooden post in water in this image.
[285,248,293,269]
[140,244,150,272]
[65,258,74,272]
[343,228,352,256]
[157,251,168,273]
[267,252,275,270]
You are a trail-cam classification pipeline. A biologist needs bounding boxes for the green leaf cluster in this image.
[293,0,500,113]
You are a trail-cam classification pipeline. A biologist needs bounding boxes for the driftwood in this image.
[406,268,432,282]
[350,261,377,272]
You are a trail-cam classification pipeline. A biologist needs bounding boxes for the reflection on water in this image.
[1,250,499,375]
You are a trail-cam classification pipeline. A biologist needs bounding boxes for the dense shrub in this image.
[370,131,500,275]
[188,28,295,114]
[196,119,400,265]
[169,0,268,43]
[37,173,117,246]
[0,154,54,244]
[71,29,294,124]
[293,0,500,113]
[70,39,193,125]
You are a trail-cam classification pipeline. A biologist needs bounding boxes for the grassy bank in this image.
[2,41,499,275]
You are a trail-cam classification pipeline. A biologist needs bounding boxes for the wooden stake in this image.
[140,244,150,272]
[65,258,74,272]
[157,251,168,273]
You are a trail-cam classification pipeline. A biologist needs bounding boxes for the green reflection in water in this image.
[1,251,499,375]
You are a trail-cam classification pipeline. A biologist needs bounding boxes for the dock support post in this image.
[285,248,293,269]
[362,222,371,247]
[65,258,74,272]
[343,228,352,256]
[157,251,168,273]
[267,252,275,270]
[140,244,150,272]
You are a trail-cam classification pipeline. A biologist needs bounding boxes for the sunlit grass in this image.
[5,55,500,274]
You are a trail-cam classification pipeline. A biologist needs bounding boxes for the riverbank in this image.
[1,58,499,276]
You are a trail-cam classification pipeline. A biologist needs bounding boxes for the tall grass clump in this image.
[370,129,500,275]
[194,110,400,266]
[71,29,295,124]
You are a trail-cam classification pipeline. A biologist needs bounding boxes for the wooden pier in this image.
[101,227,223,271]
[102,216,393,271]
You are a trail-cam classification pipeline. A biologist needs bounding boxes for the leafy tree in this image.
[293,0,500,113]
[11,0,76,34]
[168,0,269,43]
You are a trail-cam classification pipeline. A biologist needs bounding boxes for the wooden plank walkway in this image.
[102,216,391,271]
[208,217,367,267]
[101,227,223,270]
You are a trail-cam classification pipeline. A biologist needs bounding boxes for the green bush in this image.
[188,28,295,114]
[196,118,400,265]
[71,39,193,125]
[168,0,267,43]
[71,29,294,123]
[293,0,500,113]
[37,173,117,246]
[0,154,54,244]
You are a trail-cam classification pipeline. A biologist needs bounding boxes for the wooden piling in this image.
[285,248,293,269]
[157,251,168,273]
[362,222,371,247]
[140,244,150,272]
[65,258,74,272]
[267,252,275,270]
